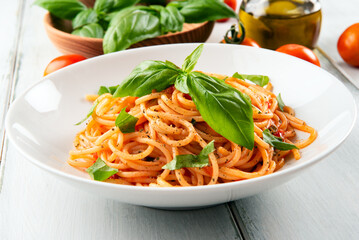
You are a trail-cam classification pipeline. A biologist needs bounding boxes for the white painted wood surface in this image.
[1,0,359,239]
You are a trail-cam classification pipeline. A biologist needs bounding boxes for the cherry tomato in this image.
[217,0,237,22]
[337,23,359,67]
[276,44,321,67]
[43,54,87,76]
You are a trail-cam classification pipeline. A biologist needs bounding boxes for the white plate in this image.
[5,43,357,208]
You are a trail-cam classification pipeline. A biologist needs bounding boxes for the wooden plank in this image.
[0,0,24,189]
[0,2,240,240]
[232,51,359,240]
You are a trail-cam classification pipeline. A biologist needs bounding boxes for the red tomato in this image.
[217,0,237,22]
[276,44,321,67]
[43,54,87,76]
[337,23,359,67]
[241,38,261,47]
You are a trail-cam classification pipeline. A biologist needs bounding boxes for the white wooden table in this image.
[1,1,358,239]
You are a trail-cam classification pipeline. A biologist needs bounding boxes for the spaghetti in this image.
[68,73,317,187]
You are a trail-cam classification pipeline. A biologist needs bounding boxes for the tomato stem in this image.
[223,22,246,44]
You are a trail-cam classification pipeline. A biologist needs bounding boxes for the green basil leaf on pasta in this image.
[75,99,99,125]
[86,158,118,181]
[174,74,189,94]
[187,72,254,149]
[98,85,119,95]
[72,23,104,38]
[72,9,98,29]
[34,0,87,20]
[113,60,181,97]
[277,93,285,111]
[179,0,237,23]
[262,129,298,150]
[115,108,138,133]
[103,8,161,53]
[232,73,270,87]
[163,141,215,170]
[182,44,203,73]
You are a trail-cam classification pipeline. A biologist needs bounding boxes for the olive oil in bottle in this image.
[239,0,322,49]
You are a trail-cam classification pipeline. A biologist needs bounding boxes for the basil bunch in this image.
[34,0,237,53]
[114,44,255,150]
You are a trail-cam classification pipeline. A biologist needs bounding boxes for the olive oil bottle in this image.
[239,0,322,49]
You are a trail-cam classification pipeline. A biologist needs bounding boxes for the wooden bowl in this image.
[43,12,215,58]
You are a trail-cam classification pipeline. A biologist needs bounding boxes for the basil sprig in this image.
[163,141,215,170]
[115,108,138,133]
[277,93,285,111]
[86,158,118,181]
[35,0,237,53]
[232,73,270,87]
[112,44,255,149]
[262,129,298,150]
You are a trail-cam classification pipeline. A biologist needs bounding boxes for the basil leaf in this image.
[113,60,181,97]
[103,8,161,53]
[98,85,119,95]
[233,73,270,87]
[115,108,138,133]
[277,93,285,111]
[262,129,299,150]
[72,9,98,29]
[86,158,118,181]
[182,44,203,73]
[75,99,99,125]
[140,0,166,4]
[94,0,139,13]
[72,23,104,38]
[34,0,87,20]
[167,1,188,10]
[174,74,189,94]
[187,72,254,149]
[163,140,215,170]
[158,5,184,34]
[180,0,238,23]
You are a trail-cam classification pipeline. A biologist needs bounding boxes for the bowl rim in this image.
[43,12,214,43]
[5,43,358,193]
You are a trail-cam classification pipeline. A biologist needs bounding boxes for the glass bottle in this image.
[239,0,322,50]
